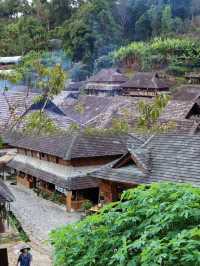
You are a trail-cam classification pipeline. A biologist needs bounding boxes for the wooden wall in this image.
[17,148,120,168]
[71,155,120,167]
[17,175,33,189]
[99,180,135,203]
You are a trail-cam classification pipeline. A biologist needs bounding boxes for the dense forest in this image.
[1,0,200,71]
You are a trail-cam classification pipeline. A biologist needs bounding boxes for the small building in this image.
[0,179,15,266]
[7,134,136,211]
[173,85,200,101]
[185,73,200,84]
[159,98,200,133]
[85,68,128,97]
[0,56,21,70]
[121,72,169,97]
[65,81,86,92]
[90,134,200,204]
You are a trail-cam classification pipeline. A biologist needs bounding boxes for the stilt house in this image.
[121,72,169,97]
[7,134,142,211]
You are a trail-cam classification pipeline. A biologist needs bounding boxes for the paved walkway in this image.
[7,184,81,265]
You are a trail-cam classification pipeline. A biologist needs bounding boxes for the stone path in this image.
[8,243,52,266]
[7,184,81,266]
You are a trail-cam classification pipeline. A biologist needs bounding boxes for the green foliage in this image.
[113,37,200,71]
[9,212,30,242]
[82,200,93,211]
[24,111,59,135]
[50,183,200,266]
[161,5,174,35]
[59,0,121,64]
[137,94,173,133]
[74,103,85,114]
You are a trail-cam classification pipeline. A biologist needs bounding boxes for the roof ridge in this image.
[141,135,155,148]
[64,134,79,160]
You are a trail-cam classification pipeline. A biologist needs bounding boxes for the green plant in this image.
[40,190,50,200]
[50,183,200,266]
[136,93,173,133]
[9,212,30,242]
[82,200,93,211]
[74,103,85,114]
[50,192,63,204]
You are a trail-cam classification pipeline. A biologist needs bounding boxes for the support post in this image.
[66,191,72,212]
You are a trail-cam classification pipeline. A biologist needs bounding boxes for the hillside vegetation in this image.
[1,0,200,73]
[113,37,200,74]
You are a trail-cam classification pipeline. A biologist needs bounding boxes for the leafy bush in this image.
[50,183,200,266]
[82,200,93,211]
[50,192,63,204]
[167,64,190,76]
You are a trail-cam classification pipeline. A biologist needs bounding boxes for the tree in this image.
[161,5,174,35]
[135,12,152,41]
[137,94,173,133]
[10,53,66,134]
[48,0,73,27]
[60,0,121,64]
[51,182,200,266]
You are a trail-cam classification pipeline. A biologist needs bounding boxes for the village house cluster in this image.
[1,56,200,265]
[1,56,200,264]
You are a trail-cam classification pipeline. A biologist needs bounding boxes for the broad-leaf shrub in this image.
[50,183,200,266]
[113,37,200,71]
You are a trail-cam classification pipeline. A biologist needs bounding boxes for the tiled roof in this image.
[9,133,142,160]
[66,81,86,91]
[7,154,99,190]
[159,100,194,120]
[0,91,38,131]
[122,72,169,90]
[91,134,200,186]
[0,179,14,202]
[87,69,128,83]
[58,96,152,128]
[90,165,146,185]
[173,85,200,101]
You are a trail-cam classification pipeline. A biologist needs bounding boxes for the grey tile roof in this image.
[173,85,200,101]
[90,134,200,187]
[9,133,143,160]
[66,81,86,91]
[90,165,146,185]
[121,72,169,90]
[7,159,99,190]
[58,96,152,128]
[0,179,14,202]
[0,91,38,131]
[159,100,194,120]
[88,68,128,83]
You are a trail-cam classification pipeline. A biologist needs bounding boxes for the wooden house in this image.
[0,179,15,266]
[84,69,128,96]
[185,73,200,84]
[6,134,141,211]
[90,134,200,203]
[158,97,200,133]
[173,85,200,101]
[121,72,169,97]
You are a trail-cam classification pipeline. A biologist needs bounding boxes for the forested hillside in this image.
[1,0,200,70]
